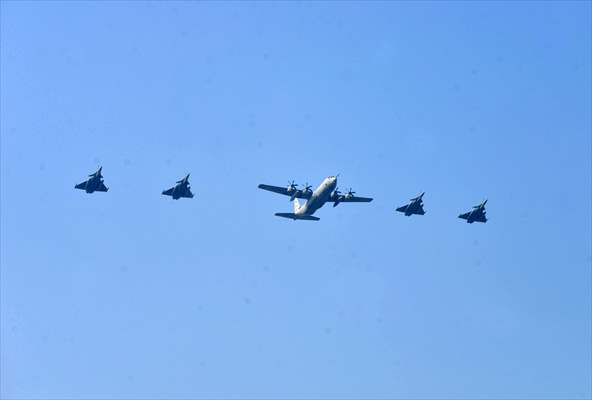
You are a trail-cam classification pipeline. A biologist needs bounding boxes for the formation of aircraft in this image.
[75,168,488,224]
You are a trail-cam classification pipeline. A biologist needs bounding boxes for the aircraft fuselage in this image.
[84,176,100,193]
[297,176,337,216]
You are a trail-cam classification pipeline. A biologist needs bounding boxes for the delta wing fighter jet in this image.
[75,166,108,193]
[396,192,426,216]
[162,174,194,200]
[458,200,488,223]
[258,175,372,221]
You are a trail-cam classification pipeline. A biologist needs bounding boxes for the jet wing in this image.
[396,204,409,213]
[257,184,312,199]
[75,181,87,190]
[180,188,194,198]
[162,187,174,196]
[472,211,487,223]
[95,181,108,192]
[458,212,471,220]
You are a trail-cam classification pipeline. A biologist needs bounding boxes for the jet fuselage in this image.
[83,176,101,193]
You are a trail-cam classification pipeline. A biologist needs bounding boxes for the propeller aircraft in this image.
[258,175,373,221]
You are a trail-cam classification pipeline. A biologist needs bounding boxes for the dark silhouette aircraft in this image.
[75,166,108,193]
[162,174,194,200]
[396,192,426,216]
[458,200,488,223]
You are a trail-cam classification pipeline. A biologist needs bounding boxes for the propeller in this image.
[287,180,298,192]
[302,182,312,193]
[332,187,342,207]
[345,188,356,198]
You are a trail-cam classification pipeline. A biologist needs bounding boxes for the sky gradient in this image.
[1,1,591,399]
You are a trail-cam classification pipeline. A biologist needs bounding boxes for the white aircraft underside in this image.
[258,176,373,221]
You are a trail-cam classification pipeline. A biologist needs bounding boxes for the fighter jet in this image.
[162,173,194,200]
[75,166,108,193]
[396,192,426,216]
[258,176,372,221]
[458,200,488,223]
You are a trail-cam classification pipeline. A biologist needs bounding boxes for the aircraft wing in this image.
[330,194,373,203]
[396,204,408,213]
[472,210,487,223]
[95,181,108,192]
[180,188,194,198]
[75,181,87,190]
[257,184,312,199]
[458,212,470,220]
[162,187,174,196]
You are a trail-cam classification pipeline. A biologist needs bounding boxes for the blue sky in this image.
[1,1,590,398]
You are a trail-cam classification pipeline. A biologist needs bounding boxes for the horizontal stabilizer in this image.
[274,213,319,221]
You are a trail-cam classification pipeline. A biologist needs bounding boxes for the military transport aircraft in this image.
[396,192,426,216]
[458,200,488,223]
[258,175,373,221]
[75,166,108,193]
[162,174,194,200]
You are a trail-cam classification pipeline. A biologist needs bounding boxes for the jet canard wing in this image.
[257,184,312,199]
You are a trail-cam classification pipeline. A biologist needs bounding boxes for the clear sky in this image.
[1,1,591,399]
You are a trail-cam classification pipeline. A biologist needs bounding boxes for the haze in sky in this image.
[1,1,591,399]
